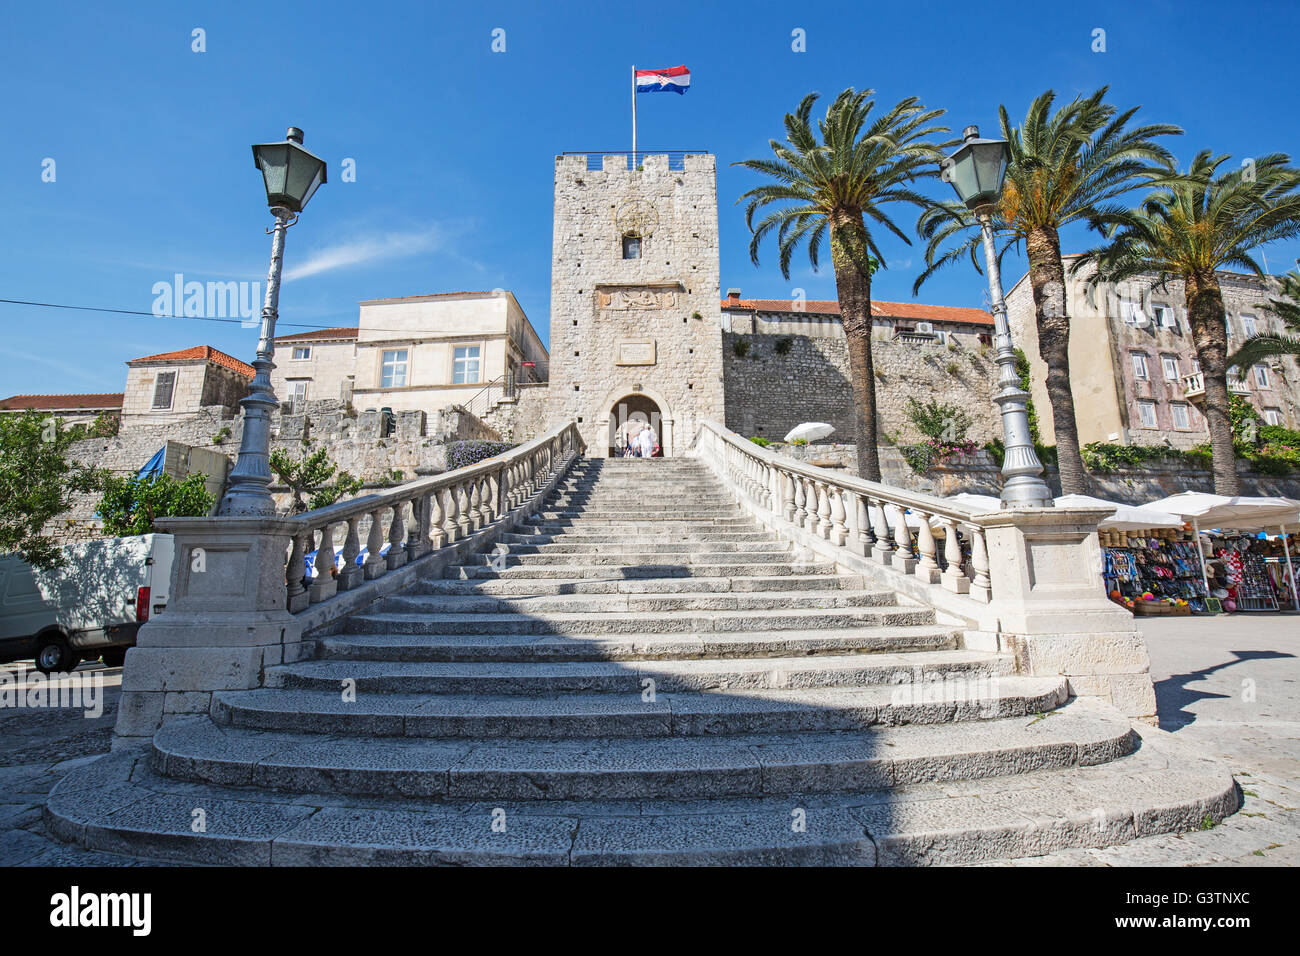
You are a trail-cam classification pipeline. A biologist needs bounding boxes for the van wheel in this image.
[100,647,128,667]
[34,637,75,674]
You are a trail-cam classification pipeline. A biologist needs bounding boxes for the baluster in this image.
[428,489,447,549]
[792,476,807,528]
[781,470,796,523]
[891,506,915,572]
[870,498,893,563]
[386,501,408,569]
[364,508,386,579]
[456,481,472,536]
[465,478,481,530]
[337,515,362,590]
[407,494,428,559]
[941,519,970,594]
[486,472,500,524]
[803,479,820,534]
[815,482,832,539]
[286,530,310,611]
[854,495,873,557]
[308,521,337,602]
[441,486,460,543]
[968,524,992,602]
[916,511,940,582]
[829,487,848,546]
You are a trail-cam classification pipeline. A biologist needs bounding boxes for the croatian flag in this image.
[636,65,690,94]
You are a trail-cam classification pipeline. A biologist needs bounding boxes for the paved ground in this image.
[2,613,1297,866]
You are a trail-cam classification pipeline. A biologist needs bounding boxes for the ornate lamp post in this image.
[218,127,327,516]
[942,126,1053,507]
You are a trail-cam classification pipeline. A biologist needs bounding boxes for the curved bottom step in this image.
[45,717,1237,866]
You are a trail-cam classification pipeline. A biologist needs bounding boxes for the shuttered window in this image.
[152,372,176,409]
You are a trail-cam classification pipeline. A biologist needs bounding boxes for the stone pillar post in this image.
[981,505,1157,722]
[113,515,306,748]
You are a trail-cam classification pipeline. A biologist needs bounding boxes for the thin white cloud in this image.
[0,346,120,391]
[283,226,444,281]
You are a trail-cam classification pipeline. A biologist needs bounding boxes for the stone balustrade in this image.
[281,421,580,613]
[692,420,1158,721]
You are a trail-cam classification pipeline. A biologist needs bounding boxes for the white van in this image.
[0,534,173,673]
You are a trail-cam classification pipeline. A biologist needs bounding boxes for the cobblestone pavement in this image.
[3,613,1297,866]
[993,614,1300,866]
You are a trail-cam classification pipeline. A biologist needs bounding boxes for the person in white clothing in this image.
[637,426,657,459]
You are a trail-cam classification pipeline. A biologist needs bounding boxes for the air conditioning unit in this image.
[916,321,934,334]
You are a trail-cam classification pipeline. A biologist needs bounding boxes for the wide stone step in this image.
[44,725,1239,865]
[501,531,775,545]
[409,573,861,597]
[499,541,791,555]
[317,625,958,662]
[517,519,762,533]
[469,550,796,568]
[445,561,840,580]
[149,700,1135,800]
[380,589,898,616]
[344,605,936,636]
[271,649,1014,695]
[211,677,1068,739]
[535,510,743,521]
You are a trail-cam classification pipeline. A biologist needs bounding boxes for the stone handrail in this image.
[694,420,1003,602]
[281,421,583,612]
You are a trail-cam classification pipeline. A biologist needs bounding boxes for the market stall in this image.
[1145,493,1300,614]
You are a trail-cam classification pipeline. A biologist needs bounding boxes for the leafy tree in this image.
[269,448,364,514]
[904,398,971,442]
[1228,269,1300,368]
[0,411,103,567]
[736,88,951,481]
[915,87,1180,494]
[1074,150,1300,493]
[97,472,215,536]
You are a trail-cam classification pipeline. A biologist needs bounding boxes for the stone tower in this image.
[546,152,725,457]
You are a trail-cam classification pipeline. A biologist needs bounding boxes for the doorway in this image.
[607,394,664,457]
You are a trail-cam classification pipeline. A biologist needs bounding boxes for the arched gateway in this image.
[605,391,673,457]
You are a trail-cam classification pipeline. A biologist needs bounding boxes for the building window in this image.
[1241,314,1258,338]
[1254,363,1271,388]
[292,346,311,360]
[151,371,176,409]
[1131,352,1150,380]
[381,349,408,388]
[1119,298,1138,325]
[1152,304,1176,330]
[1160,355,1179,381]
[287,380,308,410]
[1171,402,1191,430]
[1263,408,1282,426]
[452,345,481,385]
[1137,400,1158,429]
[1191,358,1201,374]
[978,333,993,347]
[621,234,641,259]
[1225,317,1234,338]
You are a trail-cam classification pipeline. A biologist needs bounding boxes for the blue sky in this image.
[2,0,1298,396]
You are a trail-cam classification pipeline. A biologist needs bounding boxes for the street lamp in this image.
[942,125,1053,508]
[218,127,328,516]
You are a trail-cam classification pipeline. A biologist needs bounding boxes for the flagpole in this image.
[631,64,637,169]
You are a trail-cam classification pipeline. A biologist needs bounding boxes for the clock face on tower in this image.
[614,199,658,238]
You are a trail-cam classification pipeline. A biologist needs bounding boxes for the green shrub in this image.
[732,338,750,358]
[748,436,772,447]
[97,472,214,536]
[446,440,518,471]
[774,337,794,355]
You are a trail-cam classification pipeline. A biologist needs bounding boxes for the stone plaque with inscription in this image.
[597,288,678,311]
[616,340,657,366]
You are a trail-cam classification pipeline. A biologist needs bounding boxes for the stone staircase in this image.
[47,457,1237,865]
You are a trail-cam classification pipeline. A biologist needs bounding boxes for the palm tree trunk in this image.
[1186,273,1239,495]
[1025,226,1087,494]
[830,211,882,482]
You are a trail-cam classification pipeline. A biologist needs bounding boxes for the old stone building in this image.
[121,346,254,429]
[1008,256,1300,449]
[0,392,122,425]
[269,291,549,417]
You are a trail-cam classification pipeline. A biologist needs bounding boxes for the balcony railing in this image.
[1180,371,1250,401]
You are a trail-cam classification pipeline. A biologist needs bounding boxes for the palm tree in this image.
[736,89,950,481]
[1228,269,1300,369]
[914,88,1180,494]
[1074,151,1300,494]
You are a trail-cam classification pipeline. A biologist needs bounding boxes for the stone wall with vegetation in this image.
[722,331,1002,446]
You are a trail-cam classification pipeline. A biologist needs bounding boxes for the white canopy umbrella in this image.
[784,422,835,443]
[1055,494,1183,531]
[1145,493,1300,609]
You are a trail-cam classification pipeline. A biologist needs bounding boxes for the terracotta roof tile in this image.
[0,393,123,411]
[274,327,359,343]
[127,345,255,378]
[721,297,993,327]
